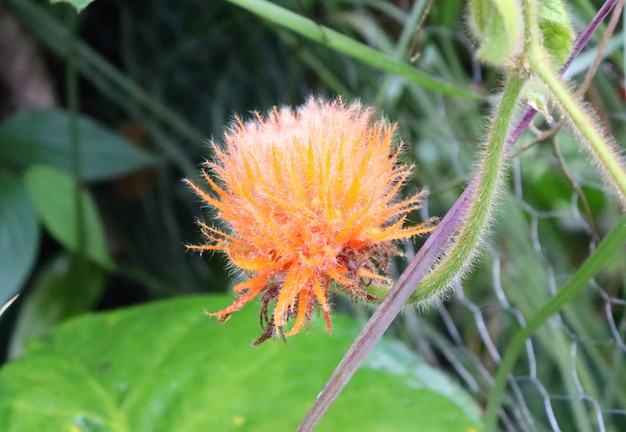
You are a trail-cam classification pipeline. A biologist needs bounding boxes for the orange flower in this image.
[186,98,434,343]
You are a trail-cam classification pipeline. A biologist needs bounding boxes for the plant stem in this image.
[66,11,87,290]
[407,75,525,304]
[227,0,481,100]
[534,59,626,203]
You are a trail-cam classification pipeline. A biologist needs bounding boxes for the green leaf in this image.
[23,165,114,269]
[467,0,524,66]
[538,0,574,67]
[0,295,483,431]
[8,253,105,359]
[49,0,94,13]
[227,0,480,100]
[0,172,40,304]
[0,110,161,181]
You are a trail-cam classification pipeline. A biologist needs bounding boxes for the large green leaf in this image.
[23,165,114,269]
[0,295,483,431]
[0,172,40,304]
[0,110,161,181]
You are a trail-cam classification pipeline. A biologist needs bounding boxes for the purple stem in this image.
[296,1,618,430]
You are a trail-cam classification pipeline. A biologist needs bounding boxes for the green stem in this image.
[484,212,626,430]
[406,74,525,304]
[227,0,481,100]
[66,12,87,289]
[374,0,430,106]
[532,58,626,203]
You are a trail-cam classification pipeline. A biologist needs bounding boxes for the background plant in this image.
[0,0,625,431]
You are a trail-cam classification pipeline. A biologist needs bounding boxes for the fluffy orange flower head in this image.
[186,98,434,343]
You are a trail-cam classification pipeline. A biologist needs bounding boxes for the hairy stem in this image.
[532,57,626,205]
[407,76,524,304]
